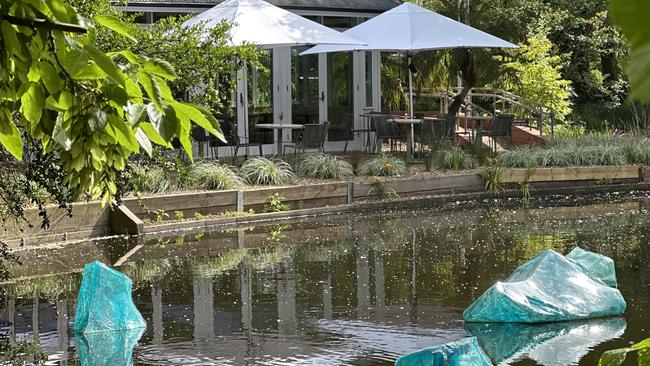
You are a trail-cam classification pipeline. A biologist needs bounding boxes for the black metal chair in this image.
[220,121,263,157]
[482,114,514,151]
[372,114,404,153]
[283,122,329,156]
[417,117,453,152]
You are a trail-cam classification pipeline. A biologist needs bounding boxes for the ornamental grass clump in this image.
[295,153,354,179]
[129,164,174,193]
[434,147,478,170]
[189,162,244,190]
[499,135,643,168]
[360,155,408,176]
[240,157,295,185]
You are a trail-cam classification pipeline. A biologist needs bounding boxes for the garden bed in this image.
[4,165,644,248]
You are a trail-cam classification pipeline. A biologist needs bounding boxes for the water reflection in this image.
[466,318,627,365]
[1,193,650,365]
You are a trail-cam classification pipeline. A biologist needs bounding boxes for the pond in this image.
[2,192,650,365]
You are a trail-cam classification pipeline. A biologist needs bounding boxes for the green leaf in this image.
[135,127,153,156]
[45,0,73,23]
[0,120,23,160]
[143,59,177,80]
[610,0,650,103]
[1,20,28,62]
[172,102,225,142]
[137,71,163,110]
[88,108,108,132]
[61,48,90,77]
[108,115,139,153]
[127,103,147,126]
[598,348,630,366]
[147,103,179,141]
[39,61,63,94]
[93,15,136,41]
[108,50,140,64]
[20,82,45,123]
[52,114,72,151]
[125,78,143,102]
[46,90,73,111]
[632,338,650,350]
[140,122,171,147]
[84,43,124,85]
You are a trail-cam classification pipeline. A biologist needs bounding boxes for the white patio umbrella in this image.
[182,0,365,48]
[300,2,517,118]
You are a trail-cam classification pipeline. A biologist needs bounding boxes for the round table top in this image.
[389,118,422,124]
[255,123,305,129]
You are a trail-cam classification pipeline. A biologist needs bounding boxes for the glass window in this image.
[323,17,353,29]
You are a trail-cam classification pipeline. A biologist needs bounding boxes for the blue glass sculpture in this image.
[463,250,626,323]
[76,327,145,366]
[73,261,146,334]
[395,337,492,366]
[466,317,626,365]
[566,246,618,288]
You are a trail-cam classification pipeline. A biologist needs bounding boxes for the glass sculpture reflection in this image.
[466,317,626,365]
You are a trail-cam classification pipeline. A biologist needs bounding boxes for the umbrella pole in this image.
[408,54,414,119]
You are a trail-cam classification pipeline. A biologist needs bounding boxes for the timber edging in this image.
[3,165,646,247]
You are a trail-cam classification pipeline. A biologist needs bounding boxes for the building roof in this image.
[124,0,402,13]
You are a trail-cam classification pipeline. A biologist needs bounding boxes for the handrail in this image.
[417,87,556,138]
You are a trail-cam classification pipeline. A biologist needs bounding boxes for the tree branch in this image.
[0,14,87,34]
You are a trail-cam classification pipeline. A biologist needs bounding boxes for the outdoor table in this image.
[255,123,305,154]
[458,116,493,144]
[389,118,421,162]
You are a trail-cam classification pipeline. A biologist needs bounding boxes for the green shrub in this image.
[434,147,478,170]
[129,164,174,193]
[189,162,243,190]
[360,154,408,176]
[295,153,354,179]
[264,193,290,212]
[240,157,295,185]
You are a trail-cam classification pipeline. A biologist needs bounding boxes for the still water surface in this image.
[2,193,650,365]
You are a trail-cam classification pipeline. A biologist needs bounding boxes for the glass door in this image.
[248,51,273,145]
[291,49,320,140]
[327,52,353,142]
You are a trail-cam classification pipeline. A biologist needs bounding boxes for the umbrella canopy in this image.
[182,0,365,48]
[300,2,516,55]
[300,2,517,119]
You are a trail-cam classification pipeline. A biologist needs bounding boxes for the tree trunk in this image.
[448,50,476,117]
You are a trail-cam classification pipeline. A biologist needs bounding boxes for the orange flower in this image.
[383,162,394,170]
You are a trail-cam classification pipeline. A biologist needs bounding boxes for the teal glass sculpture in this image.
[463,250,626,323]
[395,337,492,366]
[73,261,146,334]
[76,327,145,366]
[566,246,618,287]
[466,317,626,365]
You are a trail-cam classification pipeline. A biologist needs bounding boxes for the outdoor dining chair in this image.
[417,116,454,152]
[482,114,514,152]
[372,114,403,153]
[283,122,329,156]
[221,121,263,157]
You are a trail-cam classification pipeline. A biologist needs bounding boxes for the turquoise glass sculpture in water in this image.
[73,261,146,334]
[395,337,492,366]
[566,246,618,287]
[466,317,626,365]
[463,250,626,323]
[76,327,145,366]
